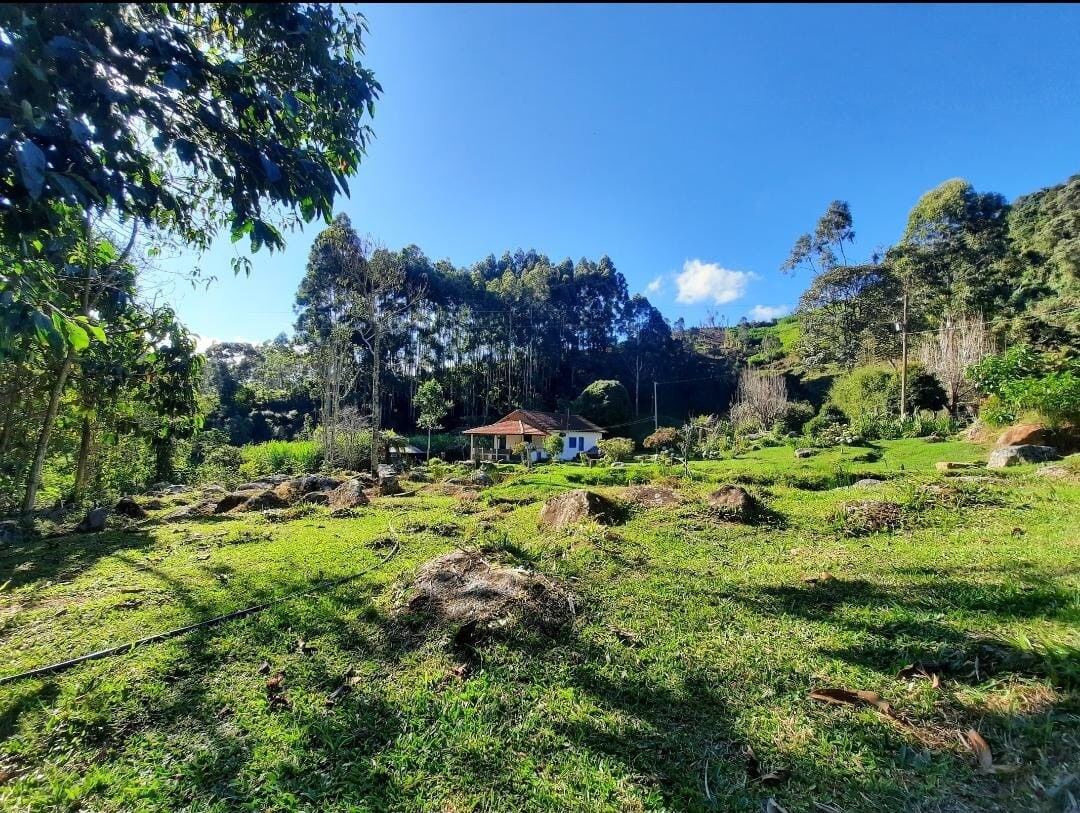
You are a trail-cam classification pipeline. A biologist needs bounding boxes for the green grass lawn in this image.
[1,440,1078,812]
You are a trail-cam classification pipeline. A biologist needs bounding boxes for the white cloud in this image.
[645,275,664,295]
[194,335,256,353]
[748,304,792,321]
[674,259,754,305]
[195,335,219,353]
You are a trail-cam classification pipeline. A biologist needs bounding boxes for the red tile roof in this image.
[463,409,605,436]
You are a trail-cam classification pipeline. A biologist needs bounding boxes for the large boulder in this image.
[299,491,330,505]
[538,489,621,529]
[707,485,759,521]
[76,507,108,533]
[794,448,817,459]
[239,489,289,512]
[273,474,341,503]
[327,479,370,510]
[469,470,494,487]
[213,489,262,513]
[378,475,403,496]
[996,424,1053,448]
[852,478,884,488]
[114,496,148,519]
[987,445,1059,469]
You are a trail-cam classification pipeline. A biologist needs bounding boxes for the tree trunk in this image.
[370,327,382,472]
[71,414,94,505]
[427,426,432,460]
[22,351,75,518]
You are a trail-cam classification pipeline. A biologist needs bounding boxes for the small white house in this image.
[464,409,604,462]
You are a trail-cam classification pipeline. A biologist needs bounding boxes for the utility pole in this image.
[899,291,909,420]
[653,380,659,432]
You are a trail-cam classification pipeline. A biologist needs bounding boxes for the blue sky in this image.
[147,4,1080,348]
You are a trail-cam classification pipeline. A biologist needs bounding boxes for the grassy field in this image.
[1,439,1078,812]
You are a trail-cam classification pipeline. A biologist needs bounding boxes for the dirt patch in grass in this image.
[398,550,575,635]
[838,500,903,535]
[622,485,683,508]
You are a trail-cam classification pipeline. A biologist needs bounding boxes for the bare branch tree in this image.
[729,369,789,431]
[919,313,993,416]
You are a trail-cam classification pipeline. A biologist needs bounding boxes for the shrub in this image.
[542,434,564,460]
[780,401,815,433]
[970,347,1080,427]
[643,427,678,451]
[597,437,635,462]
[240,440,320,478]
[999,370,1080,427]
[804,404,848,438]
[829,367,894,421]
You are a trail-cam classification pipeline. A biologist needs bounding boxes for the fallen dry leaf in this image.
[897,663,942,689]
[265,672,285,692]
[0,767,17,785]
[809,687,895,717]
[964,728,994,772]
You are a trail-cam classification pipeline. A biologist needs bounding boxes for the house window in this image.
[568,436,577,450]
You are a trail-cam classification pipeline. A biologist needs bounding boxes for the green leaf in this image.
[63,319,90,351]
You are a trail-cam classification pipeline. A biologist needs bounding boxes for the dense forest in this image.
[0,5,1077,518]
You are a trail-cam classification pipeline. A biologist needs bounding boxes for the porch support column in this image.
[470,434,475,462]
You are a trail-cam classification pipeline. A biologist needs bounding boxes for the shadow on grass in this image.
[739,576,1080,689]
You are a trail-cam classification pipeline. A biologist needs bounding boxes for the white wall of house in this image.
[539,431,602,461]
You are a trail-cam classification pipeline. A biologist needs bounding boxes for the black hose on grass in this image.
[0,544,400,686]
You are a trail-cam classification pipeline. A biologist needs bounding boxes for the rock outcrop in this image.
[538,489,621,529]
[987,445,1059,468]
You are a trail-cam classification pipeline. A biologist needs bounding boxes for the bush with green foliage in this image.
[542,434,564,460]
[780,401,816,434]
[827,364,947,425]
[597,437,635,463]
[804,404,849,438]
[969,346,1080,427]
[239,440,320,478]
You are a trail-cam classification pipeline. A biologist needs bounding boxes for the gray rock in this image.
[539,489,621,529]
[987,445,1059,469]
[706,485,759,521]
[406,470,432,483]
[378,475,403,496]
[327,479,370,509]
[115,496,148,519]
[76,507,108,533]
[300,491,330,505]
[794,448,817,459]
[852,478,884,487]
[469,470,494,487]
[0,520,20,544]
